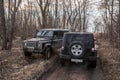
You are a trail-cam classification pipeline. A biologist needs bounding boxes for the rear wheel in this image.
[24,51,32,57]
[87,60,97,68]
[45,48,52,60]
[60,59,65,66]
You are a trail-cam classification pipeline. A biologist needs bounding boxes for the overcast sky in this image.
[87,0,101,32]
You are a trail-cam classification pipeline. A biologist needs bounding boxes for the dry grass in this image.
[0,49,57,80]
[98,39,120,80]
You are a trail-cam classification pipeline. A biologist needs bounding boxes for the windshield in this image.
[36,30,53,38]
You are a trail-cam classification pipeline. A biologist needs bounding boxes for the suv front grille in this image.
[27,41,36,47]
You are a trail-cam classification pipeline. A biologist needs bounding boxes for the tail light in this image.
[92,48,95,51]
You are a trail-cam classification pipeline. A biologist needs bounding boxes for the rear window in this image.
[63,33,94,45]
[66,34,93,40]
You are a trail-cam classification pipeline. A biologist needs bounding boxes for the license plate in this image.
[71,59,83,63]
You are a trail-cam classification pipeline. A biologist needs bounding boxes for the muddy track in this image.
[37,58,104,80]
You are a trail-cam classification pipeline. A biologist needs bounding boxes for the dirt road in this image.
[37,44,103,80]
[0,49,104,80]
[38,59,104,80]
[0,38,104,80]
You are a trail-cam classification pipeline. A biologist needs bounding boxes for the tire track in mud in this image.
[86,58,104,80]
[39,62,87,80]
[38,59,104,80]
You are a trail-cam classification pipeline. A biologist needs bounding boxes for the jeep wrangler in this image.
[22,29,69,59]
[60,32,97,68]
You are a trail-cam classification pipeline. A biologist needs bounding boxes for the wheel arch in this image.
[44,43,53,52]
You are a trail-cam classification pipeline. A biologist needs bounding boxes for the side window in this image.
[44,31,53,36]
[54,31,65,39]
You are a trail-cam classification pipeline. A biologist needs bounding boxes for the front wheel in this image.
[24,51,32,57]
[45,48,52,60]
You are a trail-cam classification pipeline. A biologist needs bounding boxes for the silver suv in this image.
[22,29,69,59]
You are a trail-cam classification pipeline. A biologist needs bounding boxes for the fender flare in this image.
[44,43,52,52]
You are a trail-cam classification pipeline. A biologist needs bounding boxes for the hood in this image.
[24,38,48,42]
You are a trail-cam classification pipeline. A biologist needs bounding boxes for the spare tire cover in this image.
[69,41,85,57]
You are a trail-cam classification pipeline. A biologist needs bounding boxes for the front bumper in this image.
[23,47,43,53]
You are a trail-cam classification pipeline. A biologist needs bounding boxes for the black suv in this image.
[22,29,69,59]
[60,32,97,68]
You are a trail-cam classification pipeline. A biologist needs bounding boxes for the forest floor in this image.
[0,37,58,80]
[98,39,120,80]
[0,37,120,80]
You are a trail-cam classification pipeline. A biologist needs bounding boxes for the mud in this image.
[39,58,104,80]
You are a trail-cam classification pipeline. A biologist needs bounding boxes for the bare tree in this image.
[36,0,51,28]
[7,0,22,49]
[0,0,7,50]
[100,0,120,48]
[0,0,92,50]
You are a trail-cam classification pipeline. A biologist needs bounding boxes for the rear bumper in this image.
[60,53,97,61]
[60,54,71,59]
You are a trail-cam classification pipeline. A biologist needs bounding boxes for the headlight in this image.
[23,41,27,47]
[38,42,42,49]
[23,42,27,47]
[38,43,41,47]
[24,42,27,46]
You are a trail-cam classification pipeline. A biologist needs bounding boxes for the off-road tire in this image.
[69,41,85,57]
[87,60,97,68]
[60,59,65,66]
[45,48,52,60]
[24,52,32,57]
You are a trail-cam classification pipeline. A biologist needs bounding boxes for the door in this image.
[52,31,65,50]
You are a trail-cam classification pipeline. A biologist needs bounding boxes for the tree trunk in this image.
[0,0,7,50]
